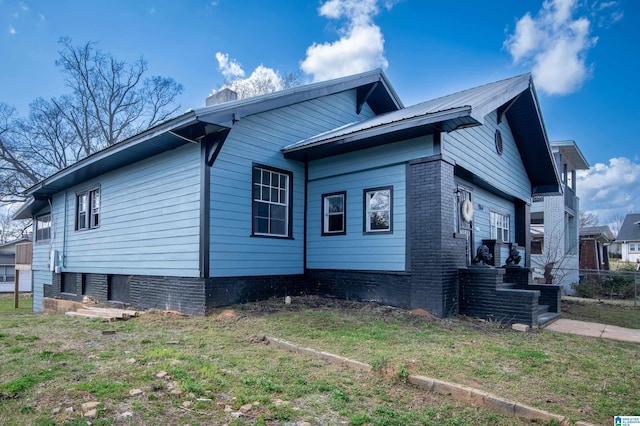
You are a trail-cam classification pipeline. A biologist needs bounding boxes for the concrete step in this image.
[538,312,561,326]
[537,304,550,315]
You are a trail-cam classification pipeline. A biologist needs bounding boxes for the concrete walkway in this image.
[544,319,640,344]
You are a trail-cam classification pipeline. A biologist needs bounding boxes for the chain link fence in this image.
[574,269,639,307]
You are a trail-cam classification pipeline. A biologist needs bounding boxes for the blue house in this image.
[15,69,561,323]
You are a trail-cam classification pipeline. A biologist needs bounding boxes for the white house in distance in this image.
[530,140,589,294]
[616,213,640,263]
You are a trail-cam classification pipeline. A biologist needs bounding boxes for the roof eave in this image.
[282,106,475,161]
[505,84,562,196]
[196,69,403,126]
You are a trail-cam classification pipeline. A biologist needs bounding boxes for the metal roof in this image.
[14,69,401,220]
[283,73,561,196]
[283,73,532,155]
[616,213,640,242]
[580,225,614,242]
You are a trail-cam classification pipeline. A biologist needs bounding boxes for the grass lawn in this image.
[0,293,32,315]
[562,298,640,329]
[0,295,638,425]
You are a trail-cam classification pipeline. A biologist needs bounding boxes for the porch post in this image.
[407,154,466,317]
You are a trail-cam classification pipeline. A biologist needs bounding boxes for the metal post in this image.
[14,268,19,309]
[634,271,637,308]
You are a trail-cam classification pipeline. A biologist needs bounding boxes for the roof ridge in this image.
[409,72,531,107]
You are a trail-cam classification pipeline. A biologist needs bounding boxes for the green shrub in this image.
[572,279,601,298]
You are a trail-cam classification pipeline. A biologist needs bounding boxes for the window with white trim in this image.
[490,211,510,243]
[252,165,291,237]
[322,192,346,235]
[630,243,637,252]
[364,186,392,233]
[35,214,52,242]
[76,187,100,231]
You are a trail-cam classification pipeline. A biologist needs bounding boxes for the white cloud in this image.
[504,0,599,95]
[301,0,391,82]
[213,53,285,99]
[577,157,640,220]
[215,52,245,80]
[8,25,16,35]
[224,65,284,99]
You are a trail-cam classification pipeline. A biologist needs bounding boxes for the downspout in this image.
[303,160,309,273]
[62,191,68,268]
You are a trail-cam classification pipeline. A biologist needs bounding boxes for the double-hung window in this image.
[252,165,291,237]
[322,192,346,235]
[35,214,52,242]
[490,211,510,243]
[364,186,392,233]
[76,187,100,231]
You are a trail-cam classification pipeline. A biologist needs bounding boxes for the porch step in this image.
[537,304,550,315]
[538,311,561,326]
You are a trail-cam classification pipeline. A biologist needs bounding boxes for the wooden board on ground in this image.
[65,311,116,321]
[65,306,142,321]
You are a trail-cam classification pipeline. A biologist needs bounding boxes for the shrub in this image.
[572,279,601,298]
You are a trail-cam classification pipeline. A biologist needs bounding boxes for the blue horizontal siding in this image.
[444,110,531,201]
[31,143,202,278]
[31,240,52,312]
[309,135,434,181]
[456,179,516,251]
[307,162,407,271]
[210,90,376,277]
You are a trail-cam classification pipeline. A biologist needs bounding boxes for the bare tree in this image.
[531,218,580,286]
[0,103,41,203]
[0,38,183,203]
[0,206,30,243]
[579,211,599,228]
[54,38,183,153]
[606,212,625,238]
[219,67,305,100]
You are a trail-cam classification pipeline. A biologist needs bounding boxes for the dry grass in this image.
[0,295,638,425]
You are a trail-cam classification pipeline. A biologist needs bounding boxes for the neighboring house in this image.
[579,226,614,270]
[616,213,640,263]
[15,70,560,322]
[530,141,589,293]
[0,238,32,293]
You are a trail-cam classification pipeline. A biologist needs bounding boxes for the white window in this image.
[630,243,637,252]
[322,192,346,235]
[76,187,100,231]
[35,214,52,242]
[490,211,510,243]
[90,188,100,228]
[364,187,392,233]
[252,165,291,237]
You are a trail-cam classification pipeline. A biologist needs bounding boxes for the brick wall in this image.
[206,274,307,310]
[306,270,411,308]
[407,155,467,317]
[579,239,598,269]
[46,272,207,315]
[459,267,540,326]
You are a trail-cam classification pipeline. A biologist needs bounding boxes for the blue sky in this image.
[1,0,638,225]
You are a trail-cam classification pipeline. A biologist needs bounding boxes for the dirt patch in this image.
[224,295,440,326]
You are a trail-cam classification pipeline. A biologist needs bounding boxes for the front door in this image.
[457,186,473,264]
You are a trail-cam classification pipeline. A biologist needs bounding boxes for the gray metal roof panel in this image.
[616,213,640,241]
[14,69,403,219]
[580,225,614,241]
[194,68,402,126]
[284,73,532,153]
